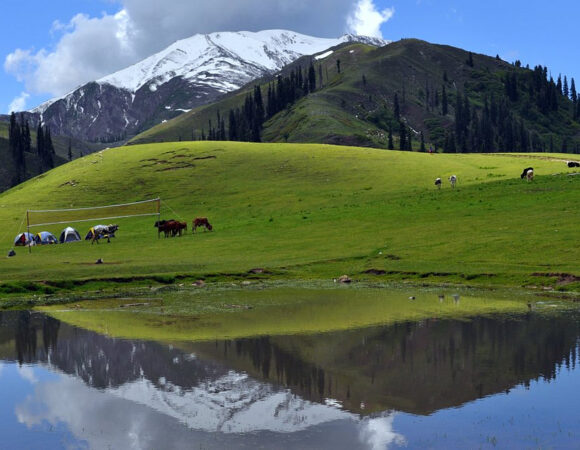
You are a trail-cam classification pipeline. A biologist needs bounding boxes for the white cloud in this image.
[17,364,38,384]
[5,10,137,97]
[8,92,30,112]
[4,0,358,101]
[359,414,406,450]
[346,0,395,38]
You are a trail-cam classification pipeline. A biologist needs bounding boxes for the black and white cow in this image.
[520,167,534,179]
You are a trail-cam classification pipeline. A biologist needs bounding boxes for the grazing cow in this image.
[435,177,442,189]
[91,224,118,244]
[520,167,534,179]
[526,168,534,182]
[448,175,457,188]
[193,217,213,233]
[567,161,580,168]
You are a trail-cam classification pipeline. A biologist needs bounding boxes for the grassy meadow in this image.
[39,286,541,341]
[0,141,578,303]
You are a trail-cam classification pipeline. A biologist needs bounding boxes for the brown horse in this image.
[155,220,187,237]
[192,217,213,233]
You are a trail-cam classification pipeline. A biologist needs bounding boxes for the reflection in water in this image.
[0,309,579,449]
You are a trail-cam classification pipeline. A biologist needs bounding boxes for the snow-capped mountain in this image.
[29,30,387,142]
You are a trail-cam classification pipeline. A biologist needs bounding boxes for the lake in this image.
[0,297,579,449]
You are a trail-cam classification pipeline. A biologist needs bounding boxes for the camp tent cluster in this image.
[14,227,84,246]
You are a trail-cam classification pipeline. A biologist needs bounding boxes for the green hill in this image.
[130,39,580,152]
[0,141,578,300]
[0,121,106,193]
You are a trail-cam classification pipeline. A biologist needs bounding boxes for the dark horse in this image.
[192,217,213,233]
[91,224,118,244]
[154,219,186,237]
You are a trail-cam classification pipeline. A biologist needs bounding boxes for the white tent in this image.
[59,227,81,243]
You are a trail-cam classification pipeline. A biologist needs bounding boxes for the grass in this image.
[38,285,541,342]
[0,141,578,304]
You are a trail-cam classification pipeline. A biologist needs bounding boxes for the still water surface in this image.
[0,306,579,449]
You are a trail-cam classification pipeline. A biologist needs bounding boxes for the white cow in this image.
[449,175,457,188]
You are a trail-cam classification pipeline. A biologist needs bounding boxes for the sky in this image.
[0,0,578,114]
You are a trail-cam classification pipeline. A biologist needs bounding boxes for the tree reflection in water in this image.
[0,310,578,416]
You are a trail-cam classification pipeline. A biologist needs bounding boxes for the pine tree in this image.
[308,63,316,93]
[393,93,400,120]
[466,52,474,67]
[36,123,45,171]
[68,139,73,161]
[563,76,569,98]
[336,59,341,74]
[9,112,25,185]
[387,126,394,150]
[21,116,31,154]
[45,127,55,169]
[406,128,413,151]
[398,121,407,150]
[420,131,426,152]
[441,85,448,115]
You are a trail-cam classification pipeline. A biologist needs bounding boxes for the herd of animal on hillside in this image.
[434,160,579,189]
[155,217,213,237]
[13,160,579,249]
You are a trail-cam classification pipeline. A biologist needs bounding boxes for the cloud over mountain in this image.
[4,0,393,104]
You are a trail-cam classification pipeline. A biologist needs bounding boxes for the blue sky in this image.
[1,0,578,113]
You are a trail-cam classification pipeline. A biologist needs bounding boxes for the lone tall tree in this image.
[393,93,400,120]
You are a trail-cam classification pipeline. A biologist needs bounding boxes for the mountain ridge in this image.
[26,30,387,142]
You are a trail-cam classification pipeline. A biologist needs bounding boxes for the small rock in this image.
[95,258,103,264]
[409,296,416,300]
[192,280,206,287]
[337,275,351,284]
[7,249,15,257]
[241,280,252,286]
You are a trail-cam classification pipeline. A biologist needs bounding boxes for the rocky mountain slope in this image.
[27,30,386,143]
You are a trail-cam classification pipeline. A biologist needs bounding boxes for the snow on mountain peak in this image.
[97,29,387,93]
[27,29,388,141]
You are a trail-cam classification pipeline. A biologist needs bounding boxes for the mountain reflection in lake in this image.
[0,309,579,449]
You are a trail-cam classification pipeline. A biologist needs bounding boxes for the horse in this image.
[193,217,213,233]
[154,219,186,237]
[91,224,118,244]
[172,221,187,236]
